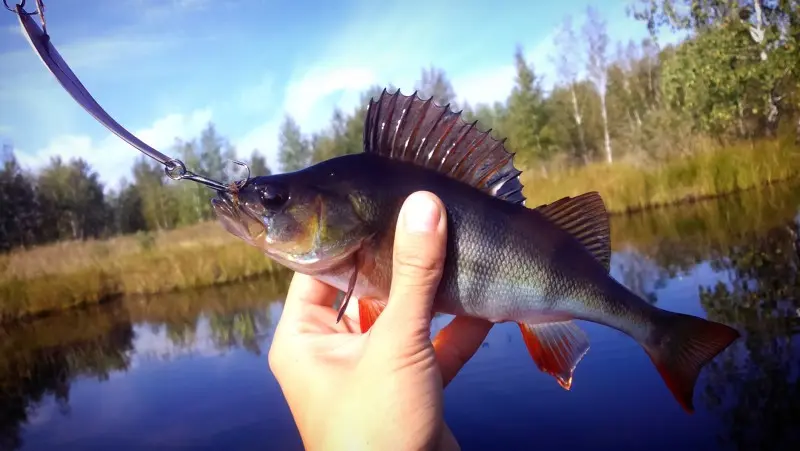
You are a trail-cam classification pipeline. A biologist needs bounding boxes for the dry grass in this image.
[0,222,282,323]
[520,139,800,213]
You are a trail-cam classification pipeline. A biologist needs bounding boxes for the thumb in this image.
[377,191,448,339]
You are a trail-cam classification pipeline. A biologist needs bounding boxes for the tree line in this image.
[278,1,799,172]
[2,0,798,252]
[0,126,271,252]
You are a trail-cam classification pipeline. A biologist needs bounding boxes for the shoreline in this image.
[608,173,800,216]
[0,269,290,328]
[2,150,799,325]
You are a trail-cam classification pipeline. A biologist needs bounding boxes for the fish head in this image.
[211,174,369,274]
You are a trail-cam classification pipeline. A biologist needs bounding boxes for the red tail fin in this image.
[642,312,740,413]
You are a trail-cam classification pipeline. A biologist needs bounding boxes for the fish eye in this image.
[260,186,289,209]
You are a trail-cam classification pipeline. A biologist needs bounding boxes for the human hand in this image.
[268,191,494,451]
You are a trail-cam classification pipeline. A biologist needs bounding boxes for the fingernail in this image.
[403,192,441,234]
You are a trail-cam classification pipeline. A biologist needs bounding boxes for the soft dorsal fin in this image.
[363,89,526,205]
[534,192,611,271]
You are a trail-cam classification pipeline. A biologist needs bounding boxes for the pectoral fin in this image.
[518,320,590,390]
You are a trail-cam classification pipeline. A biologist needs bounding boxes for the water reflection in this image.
[698,224,800,450]
[611,183,800,450]
[0,273,290,451]
[2,184,800,450]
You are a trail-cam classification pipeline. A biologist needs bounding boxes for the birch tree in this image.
[583,6,613,163]
[552,16,588,158]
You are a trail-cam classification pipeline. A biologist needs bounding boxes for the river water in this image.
[2,184,800,451]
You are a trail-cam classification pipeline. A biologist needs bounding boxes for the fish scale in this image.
[211,88,741,413]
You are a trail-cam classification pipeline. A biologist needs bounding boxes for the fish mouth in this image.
[211,190,266,244]
[211,190,235,216]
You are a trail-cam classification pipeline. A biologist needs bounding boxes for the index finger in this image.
[433,316,493,387]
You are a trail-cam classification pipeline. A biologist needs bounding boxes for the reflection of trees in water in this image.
[208,310,273,355]
[698,220,800,451]
[0,273,290,450]
[610,182,800,278]
[166,319,197,348]
[611,185,800,450]
[613,248,669,304]
[0,314,134,451]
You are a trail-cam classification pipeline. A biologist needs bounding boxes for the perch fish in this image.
[211,89,740,412]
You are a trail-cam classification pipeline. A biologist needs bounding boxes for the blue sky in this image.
[0,0,679,188]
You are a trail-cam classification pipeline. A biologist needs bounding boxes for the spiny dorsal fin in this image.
[535,192,611,271]
[363,88,526,205]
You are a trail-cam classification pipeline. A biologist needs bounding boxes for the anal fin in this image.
[358,298,386,333]
[518,320,590,390]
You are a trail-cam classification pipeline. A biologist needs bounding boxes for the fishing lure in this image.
[5,0,251,194]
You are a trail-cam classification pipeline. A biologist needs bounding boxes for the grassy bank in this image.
[0,222,284,323]
[521,139,800,213]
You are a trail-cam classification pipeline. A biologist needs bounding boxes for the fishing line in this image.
[4,0,251,193]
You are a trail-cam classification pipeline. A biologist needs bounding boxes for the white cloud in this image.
[452,65,516,107]
[1,33,180,86]
[3,23,21,36]
[235,117,282,172]
[16,108,213,189]
[234,28,558,174]
[232,1,547,173]
[129,317,234,365]
[283,66,378,128]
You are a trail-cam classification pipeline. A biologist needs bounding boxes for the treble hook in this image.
[5,0,257,194]
[3,0,32,14]
[229,160,251,191]
[4,0,46,33]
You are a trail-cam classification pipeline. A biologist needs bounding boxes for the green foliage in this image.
[278,115,313,172]
[249,149,271,176]
[504,46,548,163]
[36,157,109,241]
[415,66,457,107]
[0,157,40,251]
[107,180,146,235]
[632,0,800,139]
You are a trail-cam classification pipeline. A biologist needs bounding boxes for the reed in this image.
[520,139,800,214]
[0,222,282,323]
